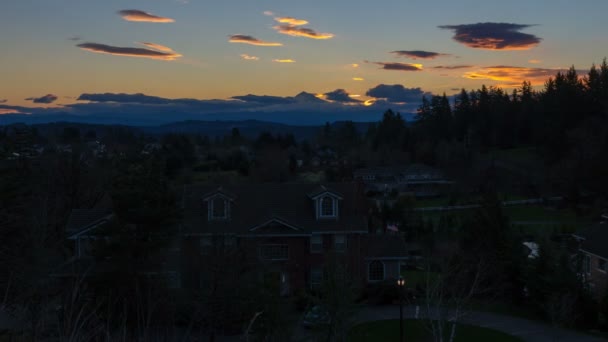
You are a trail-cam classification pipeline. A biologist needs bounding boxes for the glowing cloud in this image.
[367,61,423,71]
[352,77,364,81]
[118,9,175,23]
[439,22,541,50]
[25,94,58,104]
[241,54,259,61]
[273,59,295,63]
[228,34,282,46]
[464,66,562,85]
[263,11,275,16]
[273,25,334,39]
[529,59,542,64]
[0,108,24,114]
[274,17,308,26]
[77,42,182,61]
[351,63,359,68]
[137,42,176,53]
[391,50,450,59]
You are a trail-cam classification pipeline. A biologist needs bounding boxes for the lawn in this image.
[348,319,523,342]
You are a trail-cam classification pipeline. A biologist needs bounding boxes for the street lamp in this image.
[397,276,405,342]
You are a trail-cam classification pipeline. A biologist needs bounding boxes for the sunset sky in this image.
[1,0,607,123]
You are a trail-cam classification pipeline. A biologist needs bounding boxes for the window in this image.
[260,245,289,260]
[200,237,212,254]
[334,234,346,252]
[320,196,335,217]
[208,197,230,220]
[368,260,385,282]
[599,258,607,272]
[584,254,591,274]
[166,272,181,289]
[310,235,323,253]
[224,235,236,248]
[310,268,323,290]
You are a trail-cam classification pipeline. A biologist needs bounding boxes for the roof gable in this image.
[250,218,302,232]
[307,185,343,200]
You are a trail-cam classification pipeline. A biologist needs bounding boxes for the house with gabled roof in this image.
[574,221,608,299]
[180,183,370,295]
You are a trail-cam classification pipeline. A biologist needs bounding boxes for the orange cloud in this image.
[352,77,364,81]
[273,59,295,63]
[118,10,175,23]
[529,59,542,64]
[351,63,359,68]
[77,42,182,61]
[240,54,259,61]
[363,99,376,106]
[0,108,23,114]
[137,42,176,53]
[273,25,334,39]
[464,66,561,86]
[228,34,282,46]
[274,17,308,26]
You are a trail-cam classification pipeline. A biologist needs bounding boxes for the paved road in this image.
[293,305,607,342]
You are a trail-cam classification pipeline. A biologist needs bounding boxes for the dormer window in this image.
[321,196,335,217]
[207,196,231,221]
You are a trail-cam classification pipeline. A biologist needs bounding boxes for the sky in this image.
[1,0,607,124]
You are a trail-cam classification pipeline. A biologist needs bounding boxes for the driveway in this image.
[292,305,607,342]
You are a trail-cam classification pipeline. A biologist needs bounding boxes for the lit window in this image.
[368,260,384,282]
[310,235,323,253]
[599,258,607,272]
[321,196,334,217]
[334,234,346,252]
[260,245,289,260]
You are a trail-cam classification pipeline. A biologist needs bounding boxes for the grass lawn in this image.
[348,319,523,342]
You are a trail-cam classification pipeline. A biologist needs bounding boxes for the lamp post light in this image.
[397,276,405,342]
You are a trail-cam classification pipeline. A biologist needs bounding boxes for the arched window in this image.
[210,197,228,220]
[368,260,384,282]
[320,196,334,217]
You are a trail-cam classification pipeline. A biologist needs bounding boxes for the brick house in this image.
[574,222,608,299]
[180,183,370,295]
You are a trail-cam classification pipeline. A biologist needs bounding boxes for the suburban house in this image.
[353,164,452,198]
[58,182,421,295]
[573,220,608,299]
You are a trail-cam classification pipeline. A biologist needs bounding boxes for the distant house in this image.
[364,236,421,282]
[573,222,608,299]
[353,164,452,197]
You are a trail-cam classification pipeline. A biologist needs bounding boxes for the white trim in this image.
[367,260,385,282]
[249,218,301,231]
[67,214,114,239]
[309,191,343,201]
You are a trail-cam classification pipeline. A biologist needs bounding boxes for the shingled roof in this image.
[575,223,608,258]
[181,183,368,236]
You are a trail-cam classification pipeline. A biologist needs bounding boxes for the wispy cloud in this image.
[274,16,308,26]
[118,9,175,23]
[352,77,364,81]
[0,108,24,114]
[367,61,423,71]
[0,99,7,103]
[228,34,282,46]
[137,42,176,53]
[273,24,334,39]
[241,54,259,61]
[68,36,82,41]
[439,22,541,50]
[529,59,542,64]
[263,11,275,16]
[432,65,473,70]
[391,50,450,59]
[351,63,359,68]
[273,59,295,63]
[464,65,562,85]
[25,94,58,104]
[77,42,182,60]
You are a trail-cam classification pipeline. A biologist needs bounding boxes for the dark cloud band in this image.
[25,94,58,104]
[391,50,450,59]
[77,42,182,60]
[118,9,175,23]
[439,22,541,50]
[228,34,282,46]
